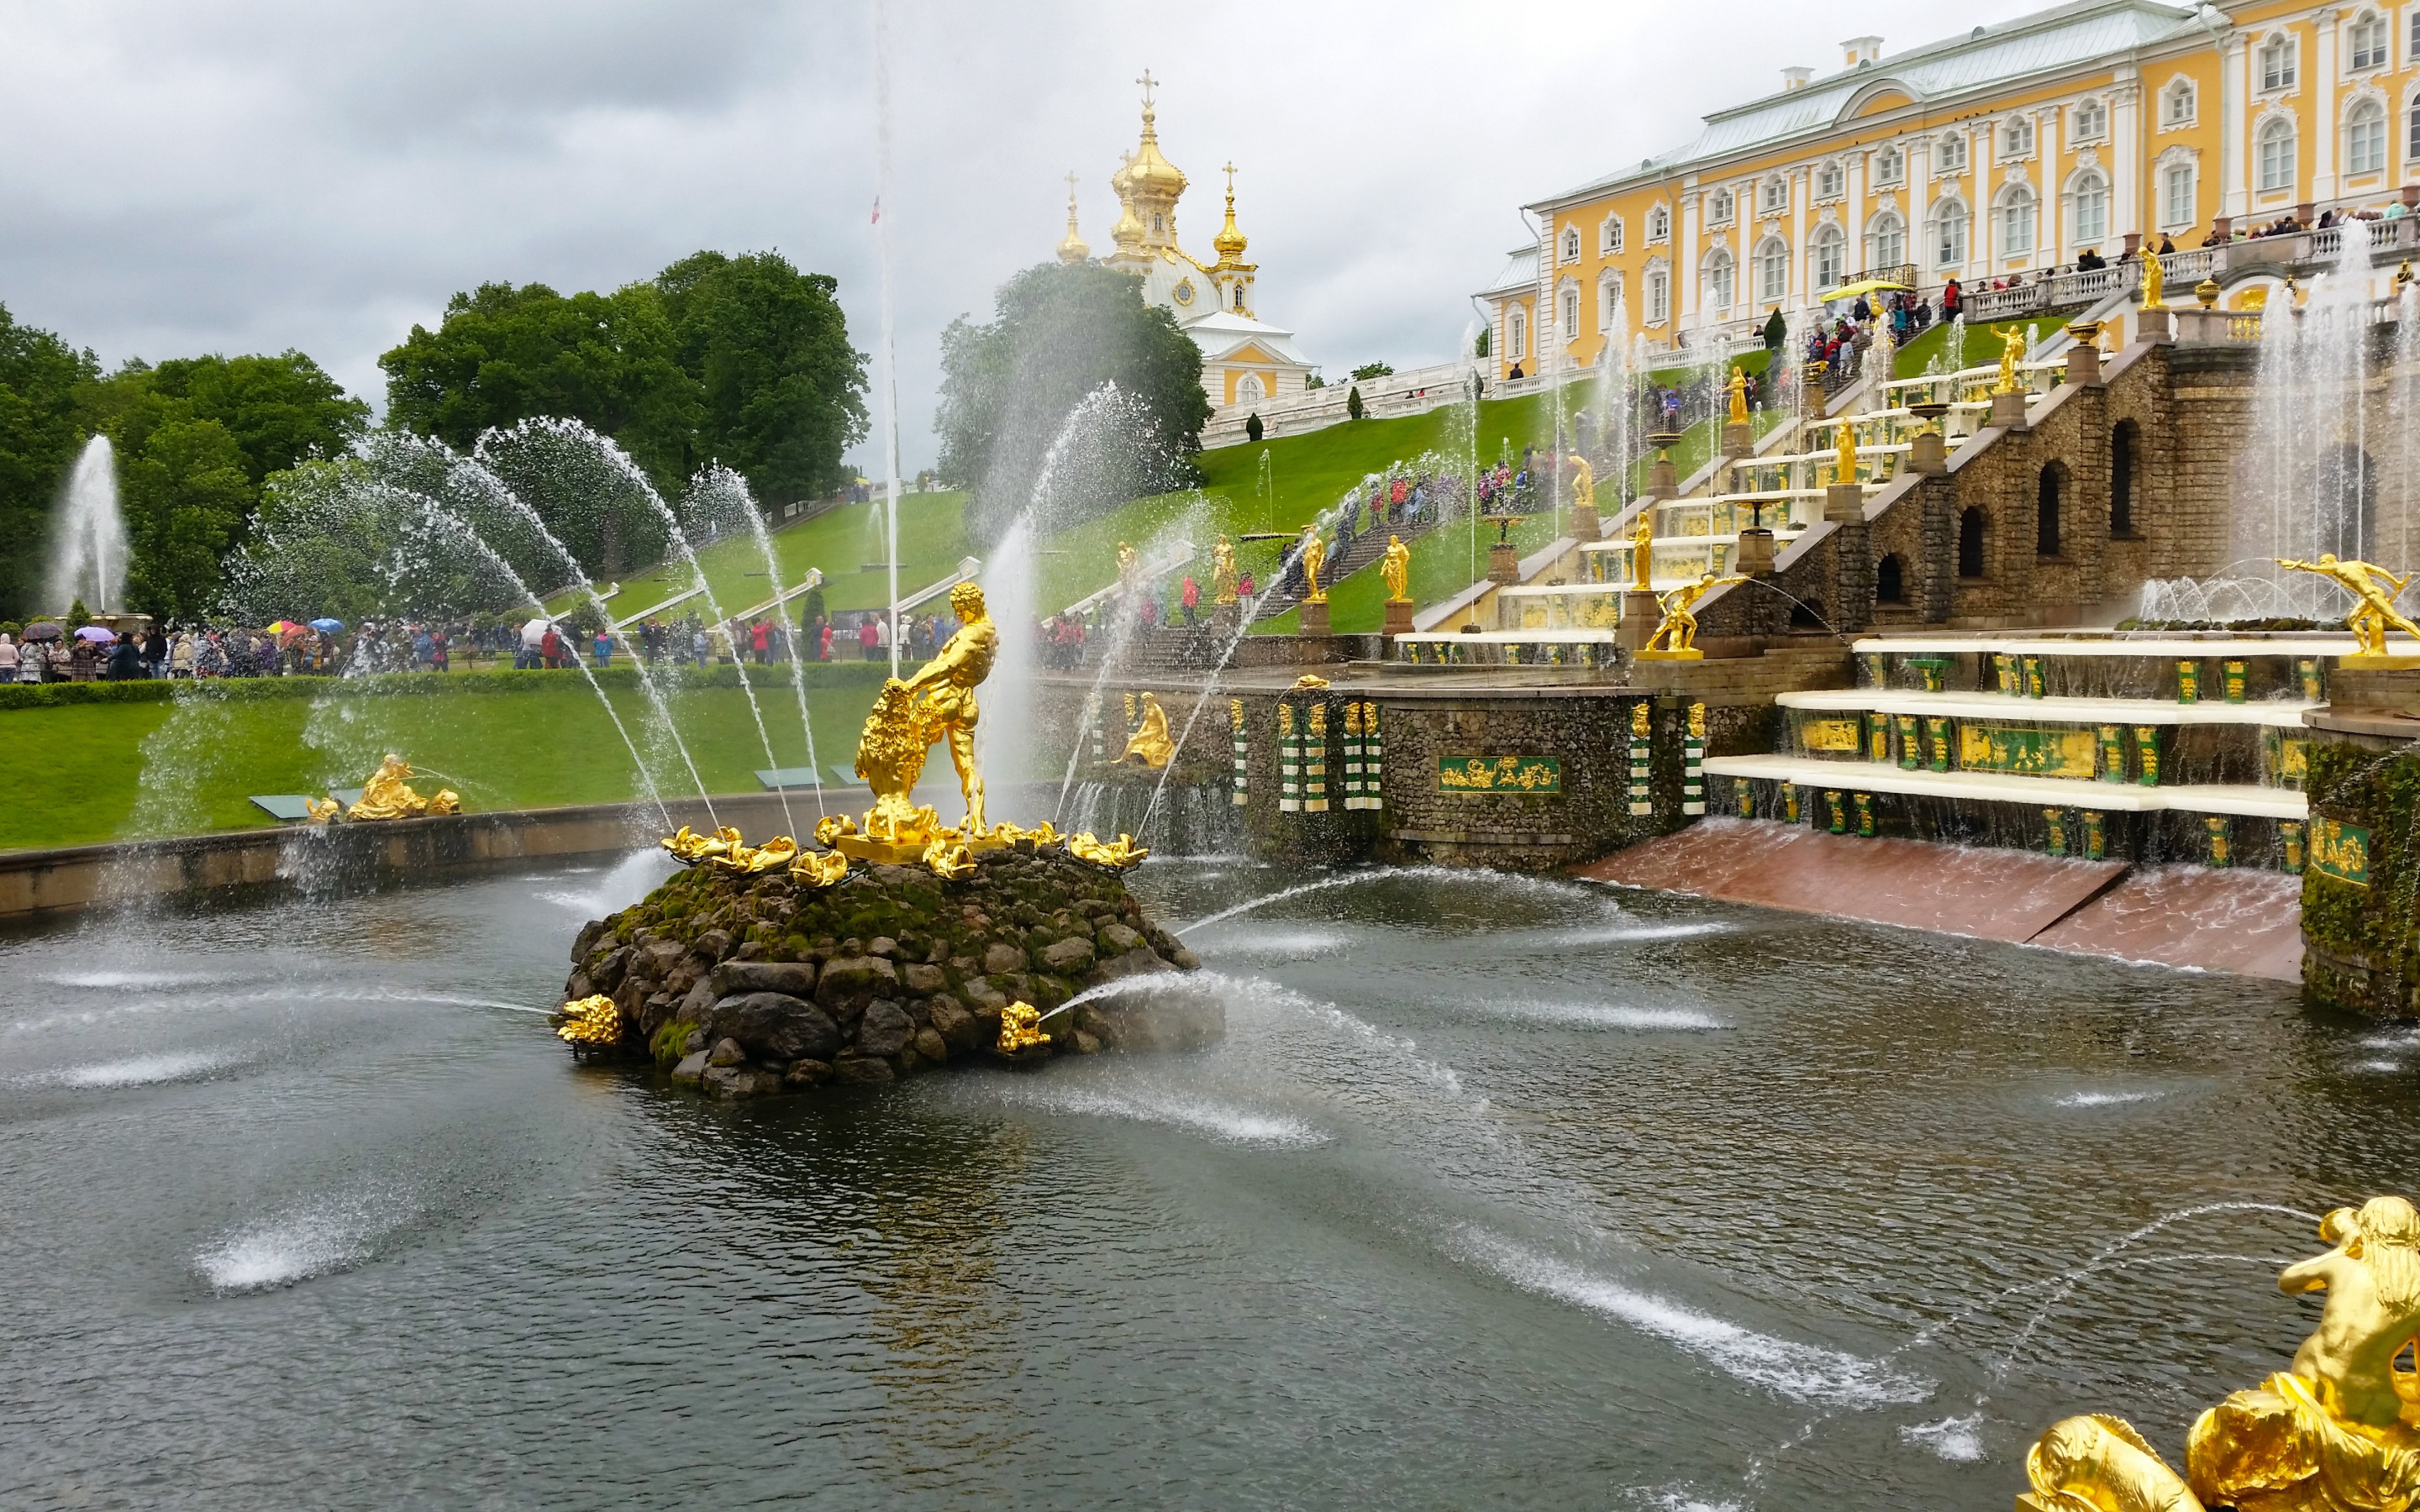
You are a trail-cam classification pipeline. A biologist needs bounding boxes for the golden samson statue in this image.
[2023,1195,2420,1512]
[845,579,998,856]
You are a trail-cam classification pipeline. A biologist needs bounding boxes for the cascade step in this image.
[1702,754,2307,819]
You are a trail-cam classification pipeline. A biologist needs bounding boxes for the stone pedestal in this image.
[1487,543,1520,585]
[1616,590,1661,650]
[2138,307,2175,344]
[1570,503,1601,541]
[1824,482,1865,524]
[1733,528,1776,576]
[1297,599,1331,638]
[1212,601,1241,634]
[1907,431,1947,475]
[1382,600,1414,637]
[2065,342,2103,388]
[1988,390,2030,430]
[1646,456,1678,498]
[1721,421,1754,456]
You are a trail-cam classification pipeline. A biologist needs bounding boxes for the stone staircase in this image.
[1245,509,1449,625]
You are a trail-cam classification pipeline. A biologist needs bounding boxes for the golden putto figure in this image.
[2023,1195,2420,1512]
[1121,691,1176,769]
[2278,555,2420,659]
[1211,534,1239,606]
[1382,534,1413,604]
[1297,524,1328,604]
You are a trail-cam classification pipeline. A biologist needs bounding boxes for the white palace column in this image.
[1791,166,1810,316]
[1911,135,1933,285]
[1965,126,1987,284]
[2039,103,2060,270]
[2113,68,2142,247]
[1846,153,1865,277]
[2314,8,2340,204]
[1681,178,1701,334]
[2223,31,2249,218]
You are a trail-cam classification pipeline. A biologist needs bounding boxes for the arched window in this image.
[1816,161,1844,198]
[2349,99,2388,175]
[1997,185,2037,257]
[1153,212,1165,234]
[2073,98,2108,142]
[1876,554,1906,602]
[2002,116,2035,158]
[1958,509,1986,578]
[2165,80,2196,127]
[1237,373,1265,404]
[2258,117,2296,193]
[1761,176,1789,213]
[1869,210,1906,270]
[1709,188,1734,224]
[2070,170,2109,247]
[1756,235,1789,302]
[1702,247,1735,312]
[2038,465,2063,558]
[1561,286,1580,340]
[1875,145,1904,186]
[1812,223,1845,290]
[1602,216,1625,255]
[2111,421,2138,537]
[1938,132,1969,174]
[2354,12,2389,70]
[1509,307,1528,363]
[2260,35,2296,92]
[1930,198,1969,266]
[1648,205,1671,241]
[1562,226,1581,263]
[1234,285,1247,310]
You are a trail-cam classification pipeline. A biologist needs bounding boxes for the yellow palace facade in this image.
[1483,0,2420,377]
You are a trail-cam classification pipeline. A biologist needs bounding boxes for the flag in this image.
[871,197,881,224]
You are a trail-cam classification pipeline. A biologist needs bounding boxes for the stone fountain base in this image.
[558,843,1218,1098]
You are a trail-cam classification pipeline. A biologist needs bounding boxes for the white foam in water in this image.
[1201,928,1352,961]
[989,1077,1328,1148]
[1900,1413,1986,1462]
[541,847,676,917]
[1484,1001,1728,1032]
[196,1194,404,1293]
[42,969,235,990]
[44,1048,240,1088]
[2361,1030,2420,1050]
[2355,1058,2404,1074]
[1459,1231,1933,1409]
[1524,919,1734,947]
[2052,1089,2167,1109]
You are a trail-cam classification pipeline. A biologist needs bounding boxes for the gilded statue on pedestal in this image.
[2143,247,2166,310]
[1997,326,2026,394]
[1297,524,1328,604]
[2278,555,2420,659]
[2023,1195,2420,1512]
[1567,453,1595,512]
[1212,534,1239,606]
[1637,572,1746,660]
[1835,417,1859,486]
[894,580,998,834]
[1382,534,1413,604]
[1629,506,1655,591]
[1117,541,1139,596]
[1728,365,1749,425]
[1121,691,1176,769]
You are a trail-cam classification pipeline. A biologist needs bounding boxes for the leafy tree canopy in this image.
[0,303,101,620]
[934,260,1210,543]
[658,250,869,503]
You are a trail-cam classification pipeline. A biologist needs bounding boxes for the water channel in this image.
[0,853,2395,1509]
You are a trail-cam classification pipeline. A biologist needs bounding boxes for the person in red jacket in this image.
[1181,575,1200,626]
[539,625,562,669]
[859,617,880,660]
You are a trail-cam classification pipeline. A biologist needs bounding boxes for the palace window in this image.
[2411,8,2420,60]
[1997,185,2036,257]
[2071,170,2109,247]
[1509,307,1528,362]
[1870,210,1906,270]
[1237,373,1265,404]
[2409,99,2420,160]
[1602,215,1624,255]
[1703,248,1735,312]
[2258,116,2296,192]
[2352,12,2388,70]
[1648,205,1671,241]
[2162,162,2196,228]
[1757,235,1789,302]
[2072,98,2107,142]
[1874,145,1904,186]
[1760,176,1789,213]
[2349,99,2388,174]
[1562,286,1580,340]
[1930,199,1968,265]
[1812,223,1845,289]
[2165,80,2196,126]
[2260,35,2296,92]
[2002,116,2034,158]
[1708,188,1733,225]
[1562,226,1581,263]
[1645,269,1670,323]
[1600,271,1623,328]
[1938,132,1968,174]
[1815,160,1844,198]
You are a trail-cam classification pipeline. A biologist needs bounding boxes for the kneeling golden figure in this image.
[1121,691,1176,769]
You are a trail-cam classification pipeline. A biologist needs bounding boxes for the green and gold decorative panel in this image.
[1439,756,1562,795]
[1956,723,2098,780]
[2311,818,2372,887]
[1800,715,1863,753]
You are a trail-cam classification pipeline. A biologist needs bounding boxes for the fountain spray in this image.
[873,0,902,681]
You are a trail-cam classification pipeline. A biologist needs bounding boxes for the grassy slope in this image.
[571,491,974,622]
[1892,318,2059,379]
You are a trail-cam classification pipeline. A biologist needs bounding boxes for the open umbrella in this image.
[309,617,345,633]
[20,621,60,642]
[1822,278,1912,306]
[75,625,116,643]
[266,619,302,634]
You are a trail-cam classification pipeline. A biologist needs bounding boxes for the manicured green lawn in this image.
[1893,318,2058,379]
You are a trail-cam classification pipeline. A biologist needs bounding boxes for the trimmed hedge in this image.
[0,659,902,713]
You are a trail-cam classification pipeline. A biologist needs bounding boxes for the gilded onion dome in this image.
[1212,165,1248,266]
[1056,173,1089,264]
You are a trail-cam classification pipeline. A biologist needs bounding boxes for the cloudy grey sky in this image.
[0,0,2046,477]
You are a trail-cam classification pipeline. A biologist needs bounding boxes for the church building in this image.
[1057,76,1316,412]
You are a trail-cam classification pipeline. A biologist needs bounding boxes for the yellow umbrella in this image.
[1823,279,1913,305]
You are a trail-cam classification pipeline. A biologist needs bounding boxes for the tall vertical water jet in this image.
[47,436,127,612]
[872,0,903,678]
[688,463,824,818]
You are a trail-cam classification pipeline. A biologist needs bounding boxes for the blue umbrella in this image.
[309,617,345,633]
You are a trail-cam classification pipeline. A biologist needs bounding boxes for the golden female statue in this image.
[1381,534,1412,603]
[1567,453,1595,512]
[1728,365,1749,425]
[1834,417,1858,486]
[2142,247,2166,310]
[1121,691,1176,768]
[2278,554,2420,658]
[1211,534,1239,606]
[1298,524,1328,603]
[1117,540,1139,596]
[1996,326,2026,394]
[1629,505,1655,591]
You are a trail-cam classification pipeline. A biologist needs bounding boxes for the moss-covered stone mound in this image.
[559,843,1215,1098]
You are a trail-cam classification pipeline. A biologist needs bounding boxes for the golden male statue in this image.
[898,580,998,833]
[1381,534,1412,604]
[1835,417,1859,486]
[1641,571,1746,658]
[1997,326,2026,393]
[2279,554,2420,658]
[1211,534,1240,606]
[1297,524,1328,603]
[1566,453,1595,513]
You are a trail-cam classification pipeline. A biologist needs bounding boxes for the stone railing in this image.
[1201,360,1481,449]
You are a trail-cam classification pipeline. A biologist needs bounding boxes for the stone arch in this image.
[1958,507,1986,578]
[2038,462,2065,558]
[1876,554,1907,603]
[2111,419,2139,537]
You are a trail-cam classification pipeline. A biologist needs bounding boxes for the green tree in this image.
[1474,328,1491,359]
[1350,361,1394,381]
[117,412,255,621]
[934,260,1211,542]
[139,351,369,485]
[656,250,868,504]
[0,303,101,620]
[1347,386,1365,421]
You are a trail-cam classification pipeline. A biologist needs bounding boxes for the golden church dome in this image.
[1212,165,1248,265]
[1056,174,1089,264]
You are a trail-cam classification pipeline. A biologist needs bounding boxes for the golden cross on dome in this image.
[1223,160,1237,197]
[1135,68,1157,108]
[1065,169,1080,202]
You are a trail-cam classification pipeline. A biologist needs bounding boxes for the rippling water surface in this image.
[0,850,2401,1509]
